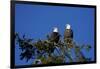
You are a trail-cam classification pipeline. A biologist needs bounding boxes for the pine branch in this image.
[15,32,92,63]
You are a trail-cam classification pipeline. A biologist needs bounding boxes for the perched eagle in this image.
[64,24,73,48]
[50,27,60,44]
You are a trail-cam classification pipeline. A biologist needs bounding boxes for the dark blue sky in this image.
[15,3,95,65]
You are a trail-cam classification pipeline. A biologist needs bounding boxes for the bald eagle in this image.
[50,27,60,44]
[64,24,73,48]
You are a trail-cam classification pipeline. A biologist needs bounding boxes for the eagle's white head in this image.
[53,27,58,32]
[66,24,71,29]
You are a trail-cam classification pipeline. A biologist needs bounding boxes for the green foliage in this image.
[15,32,92,64]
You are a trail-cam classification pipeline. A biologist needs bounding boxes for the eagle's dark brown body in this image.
[64,29,73,48]
[50,32,60,44]
[64,29,73,38]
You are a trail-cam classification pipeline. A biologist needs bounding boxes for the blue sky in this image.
[15,3,95,65]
